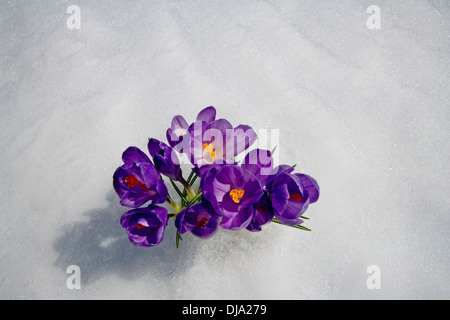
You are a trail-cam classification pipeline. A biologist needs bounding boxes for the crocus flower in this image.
[120,205,168,247]
[166,115,189,152]
[266,169,320,226]
[175,202,221,239]
[188,119,257,168]
[201,165,263,230]
[166,106,216,152]
[113,146,168,208]
[148,138,182,181]
[246,192,275,232]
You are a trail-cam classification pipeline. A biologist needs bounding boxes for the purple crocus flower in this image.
[266,170,320,226]
[175,202,221,239]
[120,205,168,247]
[113,146,168,208]
[201,165,263,230]
[166,115,189,152]
[188,119,257,168]
[148,138,182,181]
[166,106,216,152]
[246,192,275,232]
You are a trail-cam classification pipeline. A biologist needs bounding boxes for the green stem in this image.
[186,171,195,185]
[179,177,196,201]
[270,145,278,156]
[188,192,202,205]
[169,179,189,204]
[176,230,183,248]
[166,195,182,213]
[189,173,199,186]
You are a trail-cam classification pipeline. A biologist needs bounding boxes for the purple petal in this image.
[221,205,254,230]
[215,165,244,188]
[139,162,159,187]
[272,165,295,175]
[206,118,233,134]
[239,178,263,208]
[175,208,188,234]
[119,190,149,208]
[196,106,216,124]
[241,149,273,185]
[246,193,274,232]
[271,182,289,214]
[153,152,182,181]
[120,206,168,247]
[225,125,257,158]
[147,138,165,158]
[294,173,320,204]
[122,146,151,164]
[113,167,128,198]
[154,179,168,204]
[171,115,189,131]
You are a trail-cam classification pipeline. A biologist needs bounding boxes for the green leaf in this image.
[272,218,311,231]
[186,171,195,185]
[169,179,188,204]
[290,224,312,231]
[270,145,278,156]
[176,230,183,248]
[187,192,202,205]
[189,173,199,186]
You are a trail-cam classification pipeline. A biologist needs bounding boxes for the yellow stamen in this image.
[202,143,216,160]
[229,189,245,203]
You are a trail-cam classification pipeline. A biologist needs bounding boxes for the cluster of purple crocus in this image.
[113,106,319,248]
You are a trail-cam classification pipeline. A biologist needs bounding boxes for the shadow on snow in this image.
[53,190,198,286]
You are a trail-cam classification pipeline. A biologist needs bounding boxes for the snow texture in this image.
[1,0,449,299]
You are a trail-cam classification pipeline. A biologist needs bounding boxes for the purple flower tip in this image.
[113,147,168,208]
[175,202,220,239]
[266,170,320,226]
[120,205,168,247]
[148,138,182,181]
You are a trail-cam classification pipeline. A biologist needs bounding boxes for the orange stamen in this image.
[230,189,245,203]
[124,175,150,191]
[196,217,208,228]
[289,193,302,203]
[202,143,216,159]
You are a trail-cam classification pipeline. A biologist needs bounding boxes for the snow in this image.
[1,0,449,299]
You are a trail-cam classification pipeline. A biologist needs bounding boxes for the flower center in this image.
[230,189,245,203]
[136,223,147,230]
[202,142,216,159]
[196,217,208,228]
[124,175,150,191]
[289,193,302,203]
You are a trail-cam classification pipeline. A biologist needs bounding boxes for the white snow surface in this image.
[1,0,449,299]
